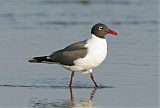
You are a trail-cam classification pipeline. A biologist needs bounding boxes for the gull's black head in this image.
[91,23,117,38]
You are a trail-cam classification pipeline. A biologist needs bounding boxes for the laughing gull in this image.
[28,23,117,87]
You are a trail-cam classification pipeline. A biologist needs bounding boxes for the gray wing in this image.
[49,40,88,66]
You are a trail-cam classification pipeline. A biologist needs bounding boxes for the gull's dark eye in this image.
[98,26,104,30]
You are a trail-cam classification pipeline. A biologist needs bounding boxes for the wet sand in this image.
[0,0,159,108]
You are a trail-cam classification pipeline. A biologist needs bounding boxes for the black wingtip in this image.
[28,59,39,63]
[32,56,52,62]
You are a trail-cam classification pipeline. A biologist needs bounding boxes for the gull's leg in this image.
[90,73,98,87]
[69,71,75,87]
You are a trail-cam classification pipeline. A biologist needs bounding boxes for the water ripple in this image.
[38,0,131,5]
[37,21,91,26]
[37,20,159,26]
[0,84,114,89]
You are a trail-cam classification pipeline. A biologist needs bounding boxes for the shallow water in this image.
[0,0,159,108]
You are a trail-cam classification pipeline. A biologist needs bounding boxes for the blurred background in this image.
[0,0,159,107]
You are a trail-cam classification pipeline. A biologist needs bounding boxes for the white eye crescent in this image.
[99,26,104,30]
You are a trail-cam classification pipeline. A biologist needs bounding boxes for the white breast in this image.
[65,34,107,72]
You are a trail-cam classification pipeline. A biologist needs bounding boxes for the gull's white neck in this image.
[85,34,107,57]
[90,34,106,40]
[86,34,107,47]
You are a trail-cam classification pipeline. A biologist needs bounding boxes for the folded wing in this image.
[49,40,88,66]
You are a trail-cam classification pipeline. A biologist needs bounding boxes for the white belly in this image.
[63,34,107,73]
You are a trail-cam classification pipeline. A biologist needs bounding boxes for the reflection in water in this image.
[69,87,97,108]
[29,87,97,108]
